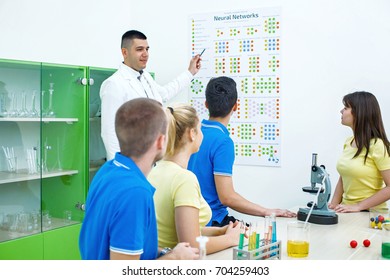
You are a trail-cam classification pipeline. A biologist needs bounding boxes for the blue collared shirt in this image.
[188,119,235,225]
[79,153,158,259]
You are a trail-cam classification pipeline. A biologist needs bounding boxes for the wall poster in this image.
[189,7,282,166]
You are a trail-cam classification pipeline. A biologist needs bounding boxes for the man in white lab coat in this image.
[100,30,202,160]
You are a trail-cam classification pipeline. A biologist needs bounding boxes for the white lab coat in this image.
[100,63,193,160]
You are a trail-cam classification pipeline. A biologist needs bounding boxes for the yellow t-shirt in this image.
[336,136,390,208]
[148,160,212,248]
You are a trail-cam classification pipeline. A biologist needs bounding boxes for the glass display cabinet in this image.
[0,58,114,259]
[0,60,43,248]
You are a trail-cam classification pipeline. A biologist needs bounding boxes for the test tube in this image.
[255,222,260,256]
[271,213,277,243]
[263,216,272,258]
[196,236,209,260]
[264,216,270,243]
[271,213,277,257]
[251,223,257,251]
[238,221,245,257]
[256,222,260,247]
[248,222,254,250]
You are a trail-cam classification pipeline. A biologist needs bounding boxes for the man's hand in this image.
[188,54,202,75]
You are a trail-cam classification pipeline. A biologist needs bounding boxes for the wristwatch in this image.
[160,247,172,256]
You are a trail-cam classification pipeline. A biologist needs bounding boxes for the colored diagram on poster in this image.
[189,7,281,166]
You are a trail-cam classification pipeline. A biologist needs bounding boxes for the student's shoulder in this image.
[370,138,389,156]
[178,168,199,182]
[107,169,153,192]
[119,181,155,201]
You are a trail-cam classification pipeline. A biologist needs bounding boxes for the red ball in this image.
[350,240,358,248]
[363,239,371,247]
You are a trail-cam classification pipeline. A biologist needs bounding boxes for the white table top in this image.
[206,211,387,260]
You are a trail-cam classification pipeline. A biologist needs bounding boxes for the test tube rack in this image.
[233,239,281,260]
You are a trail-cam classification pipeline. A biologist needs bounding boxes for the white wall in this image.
[1,0,389,221]
[0,0,130,67]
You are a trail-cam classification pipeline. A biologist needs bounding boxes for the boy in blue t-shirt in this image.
[188,77,296,226]
[79,98,199,260]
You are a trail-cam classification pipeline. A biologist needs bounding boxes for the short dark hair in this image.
[205,76,238,118]
[115,98,167,158]
[121,30,147,48]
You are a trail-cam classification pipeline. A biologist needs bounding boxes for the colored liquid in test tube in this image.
[248,223,253,250]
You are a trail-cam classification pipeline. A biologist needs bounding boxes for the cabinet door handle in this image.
[78,78,88,85]
[89,78,94,85]
[75,202,86,211]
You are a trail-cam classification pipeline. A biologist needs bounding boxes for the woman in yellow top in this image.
[329,91,390,212]
[148,104,241,254]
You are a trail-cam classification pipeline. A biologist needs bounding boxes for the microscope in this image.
[297,153,338,225]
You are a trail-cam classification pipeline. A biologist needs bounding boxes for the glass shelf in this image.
[0,170,79,184]
[0,217,79,243]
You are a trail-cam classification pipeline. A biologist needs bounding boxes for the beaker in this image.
[287,221,310,258]
[381,222,390,259]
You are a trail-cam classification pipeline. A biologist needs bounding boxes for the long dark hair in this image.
[343,91,390,163]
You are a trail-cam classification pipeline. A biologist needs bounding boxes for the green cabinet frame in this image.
[0,58,115,259]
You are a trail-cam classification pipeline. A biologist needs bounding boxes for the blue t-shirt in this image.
[79,153,158,260]
[188,119,235,225]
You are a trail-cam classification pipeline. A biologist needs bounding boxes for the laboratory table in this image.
[206,211,387,260]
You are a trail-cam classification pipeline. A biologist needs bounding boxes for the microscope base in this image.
[297,210,338,225]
